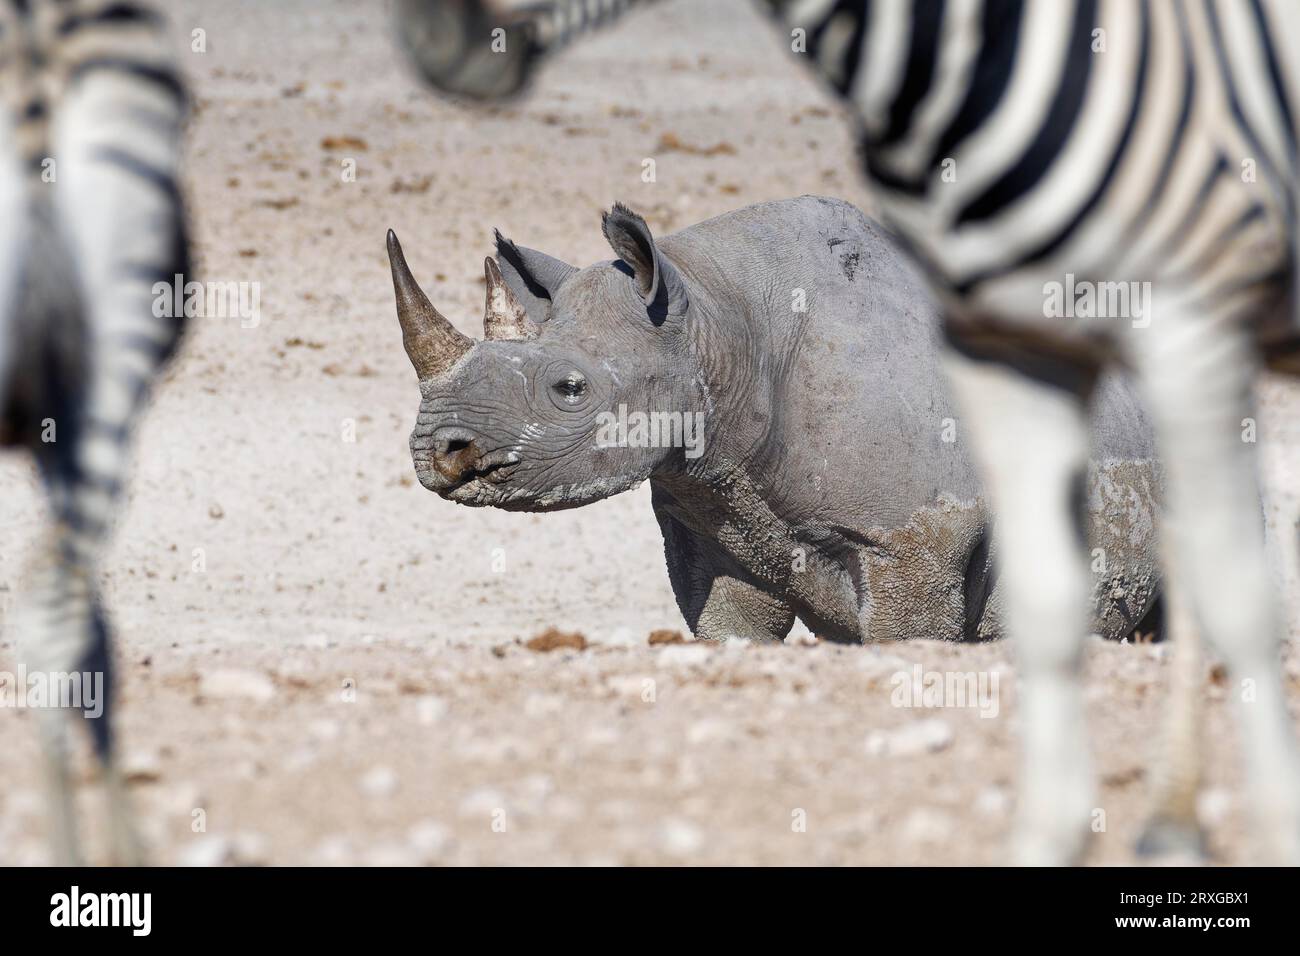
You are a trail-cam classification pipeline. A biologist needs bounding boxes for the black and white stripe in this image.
[395,0,1300,863]
[0,0,189,865]
[398,0,1299,354]
[766,0,1298,357]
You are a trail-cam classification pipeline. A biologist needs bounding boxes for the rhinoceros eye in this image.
[553,372,587,403]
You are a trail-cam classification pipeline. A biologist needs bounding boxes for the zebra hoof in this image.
[105,771,147,866]
[1135,816,1209,863]
[107,818,146,867]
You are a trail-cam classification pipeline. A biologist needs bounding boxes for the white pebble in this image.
[359,766,399,798]
[657,644,712,668]
[362,841,419,866]
[408,820,450,861]
[414,695,448,725]
[199,668,274,702]
[974,786,1012,819]
[658,817,704,857]
[309,835,354,866]
[865,717,954,757]
[1197,788,1234,827]
[459,787,507,817]
[178,835,232,867]
[686,718,733,745]
[308,718,341,741]
[122,749,163,783]
[900,808,954,844]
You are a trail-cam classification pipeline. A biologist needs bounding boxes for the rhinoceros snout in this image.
[416,426,521,494]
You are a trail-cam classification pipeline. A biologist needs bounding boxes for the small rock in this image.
[408,820,450,861]
[856,651,912,681]
[233,759,264,781]
[320,134,368,151]
[974,786,1012,819]
[309,835,354,866]
[208,502,224,519]
[524,692,564,717]
[178,835,232,867]
[658,817,704,857]
[900,808,955,844]
[150,782,204,816]
[362,841,419,866]
[686,718,733,745]
[360,766,399,798]
[865,717,954,757]
[585,724,622,747]
[414,695,448,725]
[198,668,274,702]
[599,626,643,647]
[308,718,341,741]
[275,661,313,688]
[1197,787,1233,827]
[231,831,270,866]
[520,773,555,805]
[525,627,587,652]
[605,675,651,700]
[459,787,507,818]
[648,628,685,645]
[122,749,163,784]
[657,643,712,668]
[285,746,317,771]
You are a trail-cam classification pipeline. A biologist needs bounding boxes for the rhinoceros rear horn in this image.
[483,257,541,341]
[387,229,473,380]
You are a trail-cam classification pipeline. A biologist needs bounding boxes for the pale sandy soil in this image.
[1,0,1299,866]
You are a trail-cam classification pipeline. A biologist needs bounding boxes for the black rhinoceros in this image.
[386,196,1161,644]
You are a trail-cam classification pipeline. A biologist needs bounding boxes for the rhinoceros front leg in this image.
[652,497,795,644]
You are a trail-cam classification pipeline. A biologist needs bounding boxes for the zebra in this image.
[0,0,189,864]
[393,0,1300,865]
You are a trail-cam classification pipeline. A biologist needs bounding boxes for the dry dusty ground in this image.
[2,0,1300,866]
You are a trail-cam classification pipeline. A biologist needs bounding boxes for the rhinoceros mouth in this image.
[444,473,647,512]
[442,476,515,505]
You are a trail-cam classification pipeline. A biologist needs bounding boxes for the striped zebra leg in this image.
[13,515,125,865]
[393,0,539,100]
[1135,584,1207,860]
[393,0,647,101]
[18,0,189,866]
[1126,295,1300,866]
[941,342,1098,866]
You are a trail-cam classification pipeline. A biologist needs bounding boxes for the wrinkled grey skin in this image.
[396,196,1161,643]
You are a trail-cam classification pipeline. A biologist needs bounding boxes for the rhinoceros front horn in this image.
[483,257,541,341]
[387,229,473,380]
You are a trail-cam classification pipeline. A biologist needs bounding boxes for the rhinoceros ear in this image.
[493,229,576,326]
[601,202,689,317]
